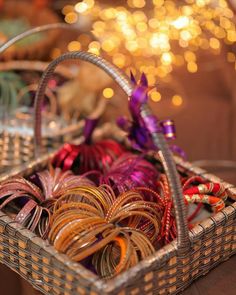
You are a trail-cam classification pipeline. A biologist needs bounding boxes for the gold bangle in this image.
[49,185,161,277]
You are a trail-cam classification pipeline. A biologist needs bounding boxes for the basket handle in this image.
[0,23,82,55]
[34,51,190,252]
[0,23,107,123]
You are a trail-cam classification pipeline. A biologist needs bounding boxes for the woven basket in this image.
[0,52,235,295]
[0,24,104,171]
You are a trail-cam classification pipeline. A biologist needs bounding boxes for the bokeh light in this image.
[172,95,183,106]
[63,0,235,81]
[103,88,114,99]
[62,0,236,107]
[150,91,162,102]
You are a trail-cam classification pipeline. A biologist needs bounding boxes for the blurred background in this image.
[52,0,236,183]
[0,0,235,181]
[0,0,236,294]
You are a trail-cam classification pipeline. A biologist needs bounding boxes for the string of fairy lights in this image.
[57,0,236,106]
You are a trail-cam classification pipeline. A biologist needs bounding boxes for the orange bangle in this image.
[48,185,161,277]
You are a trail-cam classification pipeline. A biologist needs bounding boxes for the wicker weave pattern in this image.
[0,131,55,169]
[119,200,236,295]
[0,24,90,170]
[0,158,235,295]
[0,121,84,171]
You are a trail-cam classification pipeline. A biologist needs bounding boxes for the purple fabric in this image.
[170,144,187,160]
[116,117,130,131]
[160,119,176,140]
[117,73,186,159]
[83,118,99,144]
[130,70,137,84]
[140,72,148,87]
[117,73,160,150]
[143,115,160,133]
[129,86,148,118]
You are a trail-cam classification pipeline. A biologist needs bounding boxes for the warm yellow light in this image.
[172,95,183,106]
[137,37,148,49]
[153,0,164,7]
[88,47,100,55]
[184,51,196,62]
[180,30,192,41]
[125,41,138,52]
[205,21,214,31]
[62,5,74,15]
[67,0,235,78]
[227,52,235,63]
[148,18,159,29]
[218,0,228,9]
[133,0,146,8]
[196,0,208,7]
[227,30,236,42]
[161,52,172,65]
[93,21,106,32]
[214,27,226,39]
[127,0,134,8]
[102,40,115,52]
[147,74,156,85]
[156,66,168,78]
[65,12,78,24]
[150,91,161,102]
[136,22,148,32]
[182,5,193,15]
[75,2,88,13]
[103,8,116,19]
[84,0,94,8]
[187,61,198,73]
[113,53,126,68]
[133,11,147,22]
[67,41,81,51]
[150,33,169,50]
[103,88,114,99]
[179,39,189,48]
[172,16,190,29]
[116,11,128,22]
[220,17,231,30]
[224,8,234,18]
[50,48,61,59]
[209,38,220,49]
[89,41,101,49]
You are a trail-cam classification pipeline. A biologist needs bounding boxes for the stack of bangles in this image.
[49,185,161,278]
[0,153,230,277]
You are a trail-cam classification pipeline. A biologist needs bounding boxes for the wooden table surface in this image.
[1,255,236,295]
[182,255,236,295]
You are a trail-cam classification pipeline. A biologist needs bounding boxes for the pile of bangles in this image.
[0,134,231,278]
